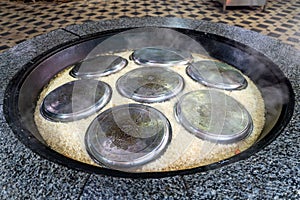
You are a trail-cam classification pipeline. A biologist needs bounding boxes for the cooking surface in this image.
[32,47,264,172]
[0,17,299,199]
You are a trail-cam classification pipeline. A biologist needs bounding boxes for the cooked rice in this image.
[34,51,265,172]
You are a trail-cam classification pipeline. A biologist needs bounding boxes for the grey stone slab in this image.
[0,115,90,199]
[80,174,187,199]
[0,28,86,199]
[0,105,3,121]
[64,17,202,36]
[183,155,299,199]
[0,65,13,106]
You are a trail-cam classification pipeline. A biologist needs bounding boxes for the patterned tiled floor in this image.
[0,0,299,53]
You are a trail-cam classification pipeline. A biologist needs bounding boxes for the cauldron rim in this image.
[3,26,295,178]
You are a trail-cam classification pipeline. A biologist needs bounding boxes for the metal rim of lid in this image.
[69,55,128,79]
[131,47,193,67]
[116,66,185,103]
[40,80,112,122]
[175,90,253,143]
[186,60,248,90]
[84,103,172,170]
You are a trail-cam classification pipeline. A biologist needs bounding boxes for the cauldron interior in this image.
[4,28,294,178]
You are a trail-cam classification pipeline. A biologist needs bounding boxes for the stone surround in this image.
[0,17,299,199]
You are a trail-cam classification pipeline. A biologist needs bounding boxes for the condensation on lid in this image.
[131,47,193,67]
[40,80,112,122]
[84,104,172,170]
[70,55,128,79]
[186,60,247,90]
[175,90,253,143]
[116,67,185,103]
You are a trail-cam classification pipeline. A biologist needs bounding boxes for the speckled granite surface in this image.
[0,17,299,199]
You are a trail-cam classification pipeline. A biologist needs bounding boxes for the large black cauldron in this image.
[3,27,294,178]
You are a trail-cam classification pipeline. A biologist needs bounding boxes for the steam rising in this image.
[84,27,209,57]
[40,27,274,171]
[72,28,220,170]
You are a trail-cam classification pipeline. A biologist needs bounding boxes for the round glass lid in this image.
[41,80,112,122]
[116,67,184,103]
[186,60,247,90]
[70,55,127,79]
[131,47,193,67]
[175,90,253,143]
[85,104,171,170]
